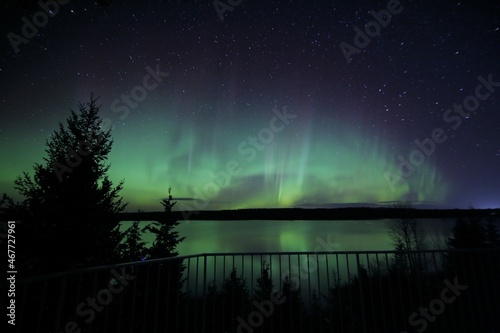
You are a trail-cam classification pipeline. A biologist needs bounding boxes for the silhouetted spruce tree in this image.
[0,193,25,217]
[204,281,223,332]
[325,270,346,331]
[252,262,275,332]
[7,97,129,333]
[116,219,147,262]
[13,97,126,276]
[0,194,24,244]
[254,262,273,302]
[130,187,187,332]
[447,217,486,249]
[142,187,185,259]
[483,217,500,332]
[445,217,500,332]
[277,275,304,332]
[221,267,250,332]
[309,290,326,332]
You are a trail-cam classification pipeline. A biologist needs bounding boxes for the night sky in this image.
[1,0,499,212]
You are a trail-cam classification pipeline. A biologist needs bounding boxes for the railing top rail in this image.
[18,247,500,284]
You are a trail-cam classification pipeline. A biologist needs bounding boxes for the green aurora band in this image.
[0,101,448,211]
[101,106,448,211]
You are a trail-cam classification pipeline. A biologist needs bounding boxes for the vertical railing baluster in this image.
[176,258,183,333]
[250,254,254,309]
[194,256,199,332]
[356,253,367,333]
[18,281,28,331]
[375,253,387,332]
[487,249,500,331]
[164,260,171,331]
[184,257,191,333]
[316,253,321,331]
[116,268,125,333]
[384,252,397,332]
[103,272,110,332]
[469,250,482,331]
[336,253,344,333]
[213,255,217,331]
[307,253,311,333]
[142,264,150,333]
[404,251,414,331]
[75,273,82,327]
[278,254,284,333]
[153,263,161,332]
[290,253,295,333]
[130,265,138,333]
[222,255,226,332]
[202,254,207,333]
[396,250,406,331]
[325,253,333,333]
[346,253,355,332]
[36,279,48,333]
[53,276,67,332]
[366,253,376,331]
[269,254,274,333]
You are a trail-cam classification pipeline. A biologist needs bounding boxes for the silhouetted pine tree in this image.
[0,194,24,246]
[325,269,347,332]
[221,267,250,332]
[309,290,326,332]
[254,262,273,302]
[116,219,147,262]
[142,187,185,259]
[0,193,24,216]
[446,216,500,332]
[9,97,127,333]
[447,217,485,249]
[483,217,500,332]
[13,96,126,276]
[130,187,187,332]
[252,262,275,332]
[277,275,304,332]
[204,281,222,332]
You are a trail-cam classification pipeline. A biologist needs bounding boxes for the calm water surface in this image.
[123,219,457,256]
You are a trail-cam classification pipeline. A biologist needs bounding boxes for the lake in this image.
[121,219,457,256]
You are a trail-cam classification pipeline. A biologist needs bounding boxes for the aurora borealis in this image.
[1,0,499,211]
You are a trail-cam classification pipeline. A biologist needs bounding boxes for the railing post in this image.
[54,276,67,332]
[356,253,367,333]
[202,253,207,333]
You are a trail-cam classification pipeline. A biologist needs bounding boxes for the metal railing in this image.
[13,249,500,333]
